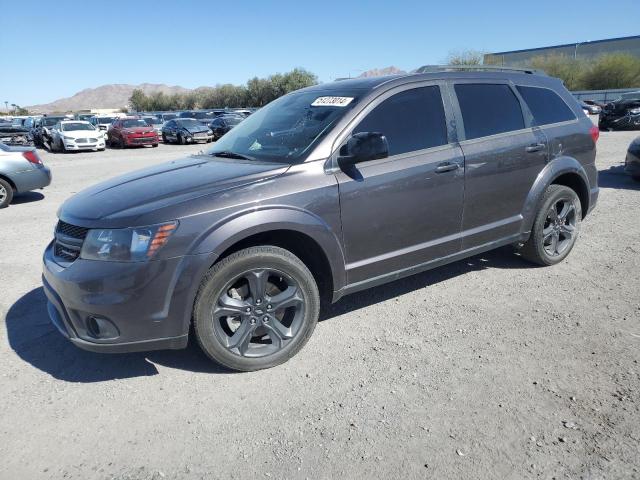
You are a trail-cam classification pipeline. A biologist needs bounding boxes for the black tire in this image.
[152,143,158,148]
[0,178,14,208]
[193,246,320,371]
[177,133,184,145]
[520,184,582,266]
[162,133,168,143]
[632,174,640,182]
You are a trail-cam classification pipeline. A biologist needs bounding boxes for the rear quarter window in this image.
[455,84,525,140]
[516,85,576,126]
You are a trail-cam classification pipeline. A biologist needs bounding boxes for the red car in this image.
[107,117,158,148]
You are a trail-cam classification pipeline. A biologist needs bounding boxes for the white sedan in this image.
[50,121,106,152]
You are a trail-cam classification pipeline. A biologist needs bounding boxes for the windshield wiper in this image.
[210,150,255,161]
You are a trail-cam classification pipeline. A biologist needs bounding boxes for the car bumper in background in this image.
[626,150,640,176]
[13,164,52,193]
[64,140,105,150]
[123,135,158,145]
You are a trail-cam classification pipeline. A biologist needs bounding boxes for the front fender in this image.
[188,205,347,294]
[520,156,590,236]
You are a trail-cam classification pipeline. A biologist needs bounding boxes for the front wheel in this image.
[193,246,320,371]
[520,185,582,266]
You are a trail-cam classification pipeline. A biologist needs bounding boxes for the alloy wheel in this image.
[0,184,7,204]
[211,268,305,357]
[542,198,577,257]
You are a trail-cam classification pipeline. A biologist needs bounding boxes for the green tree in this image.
[446,49,485,65]
[581,54,640,90]
[529,55,586,90]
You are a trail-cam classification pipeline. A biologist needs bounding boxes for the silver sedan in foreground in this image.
[0,143,51,208]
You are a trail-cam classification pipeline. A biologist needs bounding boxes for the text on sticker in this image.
[311,96,354,107]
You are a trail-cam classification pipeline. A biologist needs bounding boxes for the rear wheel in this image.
[162,133,168,143]
[0,178,14,208]
[193,246,320,371]
[177,133,184,145]
[520,185,582,266]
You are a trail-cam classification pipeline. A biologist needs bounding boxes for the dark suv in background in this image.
[43,67,599,371]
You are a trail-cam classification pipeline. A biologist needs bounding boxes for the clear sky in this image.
[1,0,638,107]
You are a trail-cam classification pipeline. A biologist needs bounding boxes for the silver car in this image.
[0,143,52,208]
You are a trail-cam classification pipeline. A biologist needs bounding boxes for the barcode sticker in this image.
[311,96,354,107]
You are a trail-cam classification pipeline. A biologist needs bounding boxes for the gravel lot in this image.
[1,131,639,480]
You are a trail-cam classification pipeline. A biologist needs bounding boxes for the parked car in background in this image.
[162,118,213,144]
[141,116,164,140]
[89,116,118,134]
[579,100,601,115]
[32,116,68,147]
[43,68,599,371]
[75,113,95,121]
[158,112,179,122]
[582,99,605,109]
[0,122,34,146]
[207,114,244,140]
[599,91,640,130]
[50,121,106,152]
[626,137,640,181]
[107,117,158,148]
[0,142,51,208]
[179,111,217,125]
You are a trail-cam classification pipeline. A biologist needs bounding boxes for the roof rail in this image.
[414,65,546,75]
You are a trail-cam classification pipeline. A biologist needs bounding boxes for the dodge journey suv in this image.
[43,67,599,371]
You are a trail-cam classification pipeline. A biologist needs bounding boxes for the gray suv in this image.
[43,67,599,371]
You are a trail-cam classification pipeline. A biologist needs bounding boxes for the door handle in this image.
[435,162,459,173]
[525,143,545,153]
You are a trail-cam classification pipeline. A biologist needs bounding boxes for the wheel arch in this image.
[521,156,591,236]
[189,207,346,305]
[0,173,17,192]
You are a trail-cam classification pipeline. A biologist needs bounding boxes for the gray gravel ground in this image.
[1,130,639,480]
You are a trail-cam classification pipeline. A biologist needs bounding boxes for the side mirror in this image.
[338,132,389,169]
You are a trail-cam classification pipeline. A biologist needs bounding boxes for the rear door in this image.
[336,83,464,285]
[450,81,548,250]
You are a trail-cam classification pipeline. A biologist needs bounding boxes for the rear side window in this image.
[516,85,576,126]
[354,86,447,156]
[455,84,525,140]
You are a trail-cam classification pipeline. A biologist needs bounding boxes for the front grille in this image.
[132,137,155,143]
[57,221,88,240]
[54,221,88,263]
[76,138,88,143]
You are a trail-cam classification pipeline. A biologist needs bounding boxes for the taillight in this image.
[589,125,600,144]
[22,150,42,164]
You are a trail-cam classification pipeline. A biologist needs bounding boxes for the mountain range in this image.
[27,67,406,113]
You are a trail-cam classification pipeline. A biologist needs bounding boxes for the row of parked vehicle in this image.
[0,108,253,151]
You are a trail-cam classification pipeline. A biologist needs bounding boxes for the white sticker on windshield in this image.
[311,96,354,107]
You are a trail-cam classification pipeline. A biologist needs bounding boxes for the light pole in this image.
[3,101,7,113]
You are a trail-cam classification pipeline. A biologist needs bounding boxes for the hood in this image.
[183,124,209,134]
[62,130,103,138]
[58,155,289,227]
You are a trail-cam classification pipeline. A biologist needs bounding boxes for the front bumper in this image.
[626,149,640,176]
[64,140,105,150]
[185,133,213,143]
[41,242,211,353]
[123,135,158,146]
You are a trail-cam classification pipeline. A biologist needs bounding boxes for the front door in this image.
[336,84,465,286]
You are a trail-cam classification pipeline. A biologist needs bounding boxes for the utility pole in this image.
[3,101,7,113]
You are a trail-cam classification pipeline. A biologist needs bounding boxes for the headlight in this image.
[629,107,640,115]
[80,221,178,262]
[63,136,74,141]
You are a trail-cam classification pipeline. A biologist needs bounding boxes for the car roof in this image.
[297,69,560,96]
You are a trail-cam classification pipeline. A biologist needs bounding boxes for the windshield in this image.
[224,116,244,126]
[177,119,202,128]
[98,117,117,125]
[206,90,360,163]
[43,117,65,126]
[122,119,148,128]
[62,122,95,131]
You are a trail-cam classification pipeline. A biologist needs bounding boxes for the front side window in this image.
[354,86,448,156]
[455,84,525,140]
[516,86,576,126]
